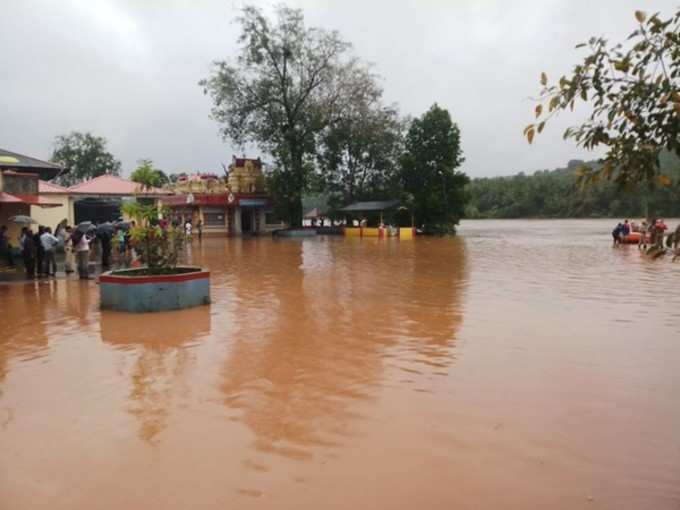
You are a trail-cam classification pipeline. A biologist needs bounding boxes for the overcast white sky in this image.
[1,0,677,178]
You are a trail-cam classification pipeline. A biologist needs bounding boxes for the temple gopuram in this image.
[162,156,270,236]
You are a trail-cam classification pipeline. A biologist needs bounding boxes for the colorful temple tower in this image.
[162,156,271,236]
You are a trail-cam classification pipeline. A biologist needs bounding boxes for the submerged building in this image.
[0,148,63,241]
[30,174,169,229]
[162,156,271,236]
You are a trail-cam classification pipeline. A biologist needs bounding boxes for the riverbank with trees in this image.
[499,8,680,221]
[465,152,680,219]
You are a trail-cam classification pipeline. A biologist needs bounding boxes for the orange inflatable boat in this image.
[621,232,649,244]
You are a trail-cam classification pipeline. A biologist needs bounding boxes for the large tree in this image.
[400,104,468,233]
[50,132,121,186]
[528,8,680,188]
[317,103,403,206]
[200,4,377,226]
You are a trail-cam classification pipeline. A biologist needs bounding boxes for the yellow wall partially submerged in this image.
[399,227,414,240]
[31,194,72,229]
[344,226,415,239]
[362,227,381,237]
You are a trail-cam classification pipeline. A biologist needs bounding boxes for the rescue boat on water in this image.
[620,232,649,244]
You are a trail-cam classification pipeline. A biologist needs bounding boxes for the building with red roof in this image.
[60,174,170,225]
[30,173,171,229]
[0,166,62,242]
[67,174,166,196]
[162,156,271,236]
[0,149,173,248]
[0,148,63,180]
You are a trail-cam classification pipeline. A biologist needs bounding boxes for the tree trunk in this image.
[288,148,305,227]
[289,195,303,227]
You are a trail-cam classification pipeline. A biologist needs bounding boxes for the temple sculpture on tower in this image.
[162,156,271,236]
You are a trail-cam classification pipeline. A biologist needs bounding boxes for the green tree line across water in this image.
[48,6,680,230]
[465,152,680,219]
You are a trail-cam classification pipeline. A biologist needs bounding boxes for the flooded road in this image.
[1,219,679,509]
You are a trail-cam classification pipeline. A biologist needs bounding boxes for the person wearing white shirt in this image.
[40,227,59,276]
[74,231,91,280]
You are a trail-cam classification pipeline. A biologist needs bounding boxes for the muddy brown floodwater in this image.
[1,219,679,509]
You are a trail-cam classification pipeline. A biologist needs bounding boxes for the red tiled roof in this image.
[0,191,23,203]
[13,194,62,207]
[67,174,168,195]
[0,192,61,207]
[39,180,69,193]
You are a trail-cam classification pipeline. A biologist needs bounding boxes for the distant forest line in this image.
[465,152,680,219]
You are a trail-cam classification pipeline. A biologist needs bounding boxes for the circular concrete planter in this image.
[99,267,210,313]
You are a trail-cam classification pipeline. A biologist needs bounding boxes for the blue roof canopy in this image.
[339,200,400,212]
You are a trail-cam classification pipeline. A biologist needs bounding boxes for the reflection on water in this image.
[218,238,467,462]
[1,220,680,510]
[101,308,211,443]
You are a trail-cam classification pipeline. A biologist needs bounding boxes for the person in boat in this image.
[621,219,631,238]
[612,223,623,245]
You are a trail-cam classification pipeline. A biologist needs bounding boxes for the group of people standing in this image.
[16,226,61,278]
[612,218,679,253]
[2,221,134,280]
[16,224,93,279]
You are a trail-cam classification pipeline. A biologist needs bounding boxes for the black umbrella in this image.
[76,221,95,233]
[96,222,115,236]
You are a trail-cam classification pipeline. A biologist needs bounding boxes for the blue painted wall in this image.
[100,277,210,313]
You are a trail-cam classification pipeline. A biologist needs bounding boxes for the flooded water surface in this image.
[1,219,679,509]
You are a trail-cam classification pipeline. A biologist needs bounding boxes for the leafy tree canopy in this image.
[201,4,380,226]
[528,8,680,188]
[317,103,404,206]
[50,131,121,186]
[130,158,167,191]
[400,104,468,233]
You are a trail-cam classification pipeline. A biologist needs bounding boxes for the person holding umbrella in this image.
[34,226,45,277]
[73,222,93,280]
[20,227,36,278]
[7,216,37,277]
[96,222,114,269]
[63,226,75,274]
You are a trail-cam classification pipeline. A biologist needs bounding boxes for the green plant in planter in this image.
[120,200,186,275]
